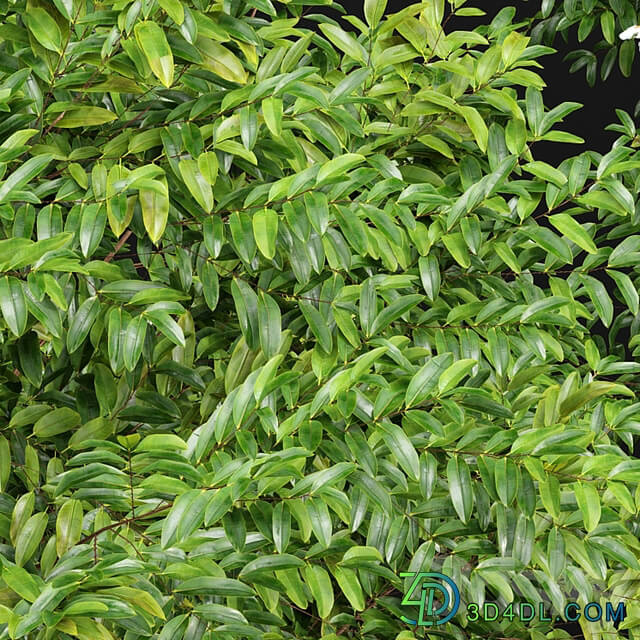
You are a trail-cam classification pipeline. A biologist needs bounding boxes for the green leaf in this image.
[520,296,570,323]
[229,212,257,264]
[574,482,600,533]
[303,564,334,619]
[179,158,213,212]
[34,407,81,439]
[522,161,567,186]
[318,24,367,64]
[201,261,220,311]
[299,301,332,353]
[198,152,219,185]
[364,0,388,29]
[197,38,248,84]
[548,214,597,254]
[460,106,488,152]
[494,241,521,273]
[369,294,423,336]
[137,434,187,452]
[606,269,639,315]
[442,232,471,268]
[304,192,330,236]
[307,497,332,547]
[252,209,278,259]
[0,276,27,337]
[446,456,474,524]
[560,381,633,418]
[56,500,83,557]
[609,460,640,482]
[405,354,454,408]
[67,296,101,354]
[2,562,41,602]
[619,39,635,78]
[55,107,118,128]
[0,436,10,493]
[577,191,628,217]
[378,421,420,481]
[579,274,613,327]
[158,0,184,24]
[418,255,440,301]
[205,486,234,525]
[501,31,529,67]
[291,462,355,497]
[135,21,175,88]
[332,566,365,611]
[588,537,640,570]
[140,180,170,245]
[438,359,476,395]
[79,203,107,258]
[521,225,573,263]
[0,155,53,204]
[262,97,283,137]
[15,512,47,567]
[272,502,291,553]
[494,458,518,506]
[123,314,147,372]
[317,154,366,184]
[418,134,454,159]
[17,331,43,387]
[25,8,62,53]
[162,489,205,548]
[175,577,255,597]
[240,554,305,579]
[144,309,185,347]
[258,292,281,359]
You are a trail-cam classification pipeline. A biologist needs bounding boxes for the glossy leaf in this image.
[135,21,174,88]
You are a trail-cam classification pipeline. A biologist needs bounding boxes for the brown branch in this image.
[79,502,172,545]
[104,230,133,263]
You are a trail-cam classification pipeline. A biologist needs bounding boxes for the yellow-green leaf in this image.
[319,23,368,64]
[460,105,488,152]
[548,214,597,254]
[56,499,83,557]
[26,7,62,53]
[303,565,334,619]
[158,0,184,24]
[140,179,169,245]
[15,512,47,567]
[197,38,248,84]
[364,0,387,29]
[34,407,81,439]
[0,276,27,337]
[135,21,174,88]
[197,152,219,185]
[262,97,283,137]
[55,107,118,128]
[252,208,278,259]
[574,482,600,533]
[179,158,213,212]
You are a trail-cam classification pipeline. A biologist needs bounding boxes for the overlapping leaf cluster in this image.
[0,0,640,639]
[530,0,640,88]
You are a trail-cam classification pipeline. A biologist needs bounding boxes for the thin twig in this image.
[104,230,133,263]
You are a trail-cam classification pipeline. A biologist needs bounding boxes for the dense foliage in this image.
[531,0,640,89]
[0,0,639,639]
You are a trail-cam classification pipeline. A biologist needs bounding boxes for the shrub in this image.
[530,0,640,88]
[0,0,638,639]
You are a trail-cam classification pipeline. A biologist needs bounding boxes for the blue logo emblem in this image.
[400,572,460,626]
